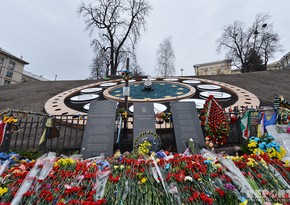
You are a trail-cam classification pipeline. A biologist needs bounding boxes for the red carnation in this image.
[215,188,225,197]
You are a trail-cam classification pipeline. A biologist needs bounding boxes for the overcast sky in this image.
[1,0,290,80]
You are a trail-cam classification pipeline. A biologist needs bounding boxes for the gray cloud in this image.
[1,0,289,80]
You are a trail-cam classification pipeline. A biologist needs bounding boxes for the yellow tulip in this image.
[140,177,147,184]
[0,187,8,196]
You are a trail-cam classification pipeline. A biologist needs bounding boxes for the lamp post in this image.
[181,68,184,76]
[252,23,267,71]
[122,58,131,139]
[253,23,267,51]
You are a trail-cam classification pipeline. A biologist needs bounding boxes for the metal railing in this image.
[0,110,260,154]
[0,115,88,153]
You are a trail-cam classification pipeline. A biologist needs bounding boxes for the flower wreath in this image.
[200,95,230,147]
[120,69,133,81]
[133,131,161,154]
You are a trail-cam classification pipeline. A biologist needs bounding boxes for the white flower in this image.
[167,155,174,160]
[184,176,193,182]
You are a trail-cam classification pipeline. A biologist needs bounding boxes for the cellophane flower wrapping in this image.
[0,150,290,204]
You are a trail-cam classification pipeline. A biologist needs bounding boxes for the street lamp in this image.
[253,23,267,49]
[252,23,267,72]
[262,23,267,28]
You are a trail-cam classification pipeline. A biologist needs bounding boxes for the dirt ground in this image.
[0,69,289,114]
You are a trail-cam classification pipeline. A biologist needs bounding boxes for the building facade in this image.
[0,48,29,85]
[22,70,48,81]
[193,59,232,76]
[278,52,290,69]
[267,51,290,70]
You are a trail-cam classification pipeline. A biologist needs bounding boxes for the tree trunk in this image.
[111,65,117,75]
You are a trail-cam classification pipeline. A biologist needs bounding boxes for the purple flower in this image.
[224,183,236,190]
[46,183,51,189]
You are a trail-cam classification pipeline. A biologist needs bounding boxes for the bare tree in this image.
[156,36,175,76]
[90,56,107,80]
[78,0,151,76]
[216,13,282,73]
[89,41,109,79]
[129,55,144,76]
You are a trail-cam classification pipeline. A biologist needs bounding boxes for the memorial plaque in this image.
[133,102,156,139]
[171,102,205,153]
[81,100,117,158]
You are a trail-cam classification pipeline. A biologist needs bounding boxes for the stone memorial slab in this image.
[133,102,156,139]
[81,100,117,158]
[171,102,205,153]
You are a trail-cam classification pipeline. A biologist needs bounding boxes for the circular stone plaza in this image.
[1,69,289,115]
[1,69,290,156]
[44,77,260,116]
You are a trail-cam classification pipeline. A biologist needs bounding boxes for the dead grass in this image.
[0,69,289,113]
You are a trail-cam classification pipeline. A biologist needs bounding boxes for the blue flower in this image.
[258,142,267,151]
[249,136,259,142]
[0,152,10,160]
[204,160,212,164]
[265,134,274,140]
[165,163,170,170]
[155,151,166,159]
[240,196,247,203]
[97,160,111,170]
[266,142,281,152]
[249,136,255,140]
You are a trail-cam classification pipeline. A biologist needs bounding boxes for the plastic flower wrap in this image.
[248,134,287,160]
[228,154,290,204]
[259,153,290,186]
[0,152,101,204]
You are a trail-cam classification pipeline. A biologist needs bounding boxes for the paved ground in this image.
[0,69,289,114]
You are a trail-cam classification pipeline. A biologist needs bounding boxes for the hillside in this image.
[0,69,289,113]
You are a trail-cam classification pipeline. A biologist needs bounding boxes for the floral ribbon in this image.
[3,116,17,124]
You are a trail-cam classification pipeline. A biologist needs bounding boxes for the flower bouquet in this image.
[247,134,287,160]
[1,150,290,204]
[260,153,290,186]
[226,154,290,204]
[0,153,106,204]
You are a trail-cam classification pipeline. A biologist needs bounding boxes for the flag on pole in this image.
[240,111,251,139]
[39,118,52,145]
[257,112,265,137]
[0,121,7,145]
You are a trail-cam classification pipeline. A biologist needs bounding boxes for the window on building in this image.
[0,57,4,65]
[4,80,10,85]
[9,61,15,69]
[6,70,13,78]
[0,67,2,74]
